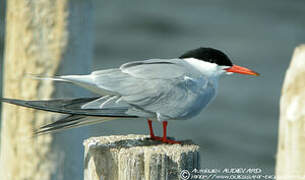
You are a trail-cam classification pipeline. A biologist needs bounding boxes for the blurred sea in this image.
[1,0,305,176]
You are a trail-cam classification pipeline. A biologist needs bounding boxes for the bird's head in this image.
[179,47,259,77]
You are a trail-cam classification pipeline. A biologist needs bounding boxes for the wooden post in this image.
[0,0,5,104]
[83,134,200,180]
[0,0,93,180]
[276,45,305,179]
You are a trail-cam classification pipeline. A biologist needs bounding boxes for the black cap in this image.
[179,47,233,66]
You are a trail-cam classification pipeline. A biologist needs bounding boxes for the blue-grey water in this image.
[1,0,305,178]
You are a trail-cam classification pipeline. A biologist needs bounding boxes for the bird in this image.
[0,47,259,144]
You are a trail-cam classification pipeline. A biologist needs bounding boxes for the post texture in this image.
[84,134,200,180]
[276,45,305,179]
[0,0,93,180]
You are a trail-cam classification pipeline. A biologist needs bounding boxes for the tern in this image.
[0,47,259,143]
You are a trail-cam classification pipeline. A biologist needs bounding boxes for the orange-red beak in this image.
[225,65,260,76]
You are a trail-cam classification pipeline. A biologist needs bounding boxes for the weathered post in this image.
[84,135,200,180]
[0,0,93,180]
[276,45,305,179]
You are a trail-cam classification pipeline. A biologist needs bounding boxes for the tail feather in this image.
[35,115,115,135]
[27,74,69,82]
[28,74,108,95]
[39,115,86,129]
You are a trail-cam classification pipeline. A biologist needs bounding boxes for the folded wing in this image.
[91,59,205,119]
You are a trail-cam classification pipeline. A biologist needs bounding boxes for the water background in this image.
[1,0,305,176]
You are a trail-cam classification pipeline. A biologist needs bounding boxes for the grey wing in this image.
[120,59,188,79]
[91,59,208,120]
[91,59,188,95]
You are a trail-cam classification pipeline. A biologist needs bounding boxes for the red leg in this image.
[162,121,168,141]
[162,121,181,144]
[148,119,155,137]
[147,120,162,140]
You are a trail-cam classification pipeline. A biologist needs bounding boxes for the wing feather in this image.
[120,59,187,79]
[0,97,137,117]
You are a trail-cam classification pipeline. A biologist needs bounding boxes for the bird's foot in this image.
[150,135,163,141]
[150,135,181,144]
[162,137,182,144]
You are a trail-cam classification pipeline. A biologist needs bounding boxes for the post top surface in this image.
[83,134,199,153]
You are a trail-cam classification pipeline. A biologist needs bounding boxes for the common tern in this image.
[0,47,259,143]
